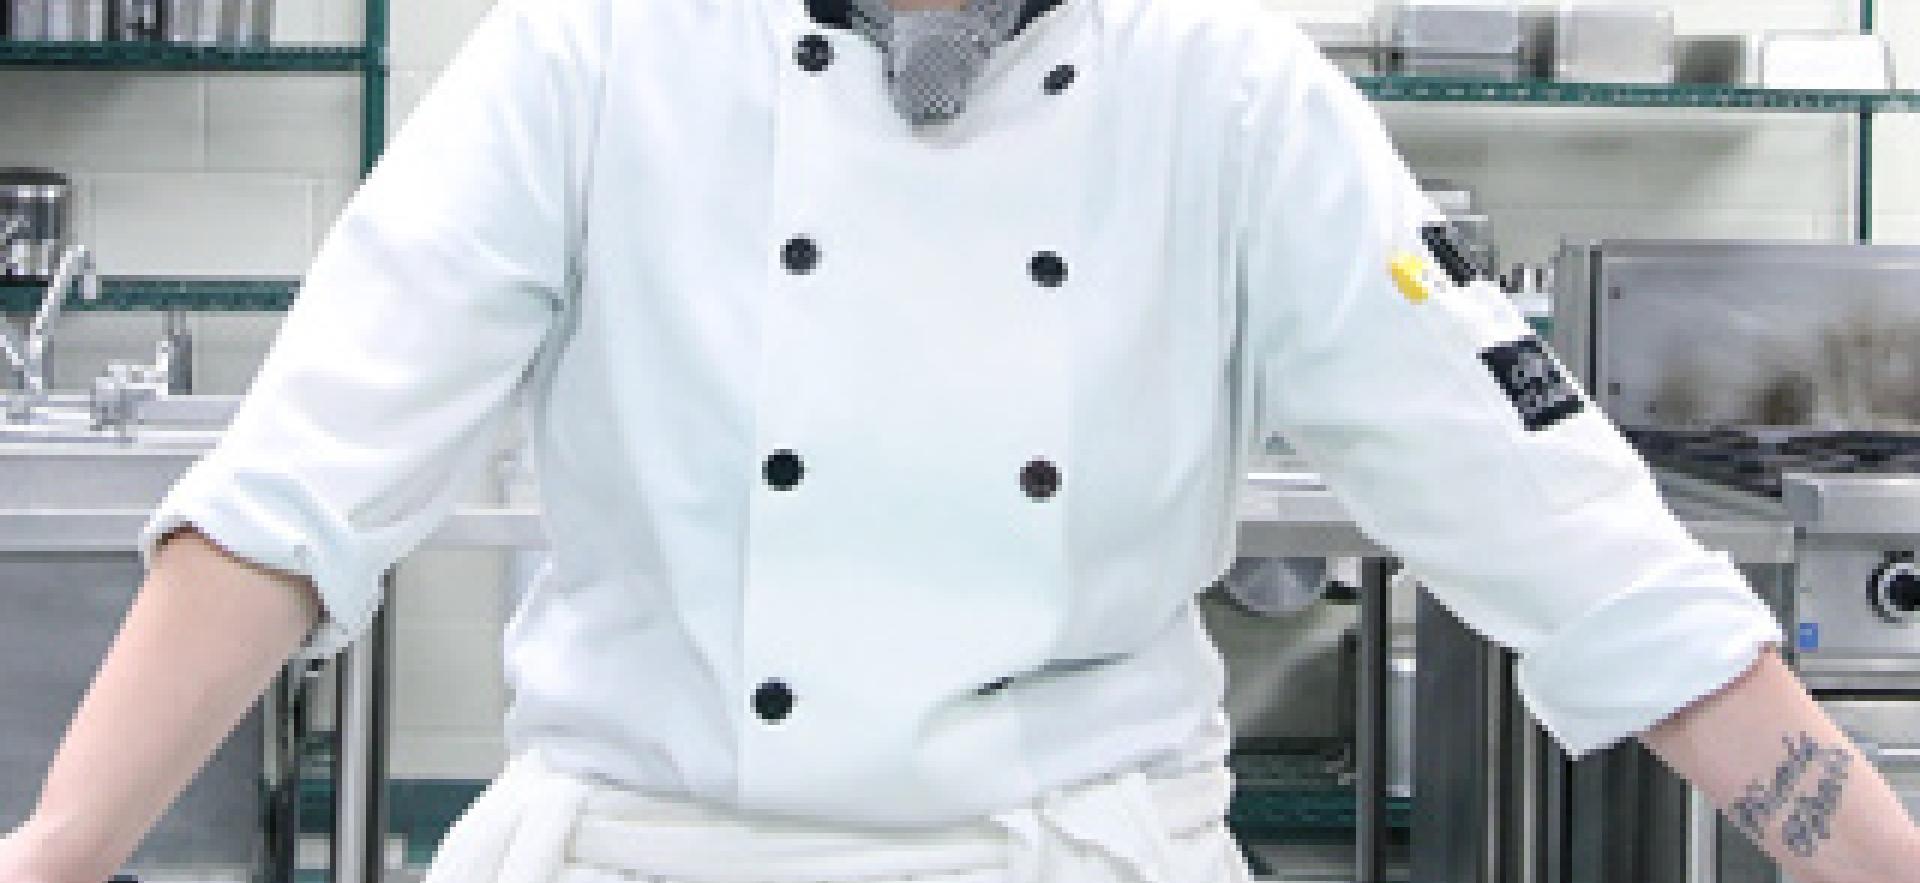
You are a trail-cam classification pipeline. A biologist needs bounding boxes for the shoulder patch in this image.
[1479,336,1585,431]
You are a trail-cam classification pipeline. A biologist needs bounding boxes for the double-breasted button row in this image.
[763,450,1062,501]
[784,237,1062,289]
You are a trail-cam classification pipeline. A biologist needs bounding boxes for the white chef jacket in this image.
[139,0,1786,828]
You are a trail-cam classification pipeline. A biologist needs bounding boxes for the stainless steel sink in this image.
[0,443,206,509]
[0,433,266,878]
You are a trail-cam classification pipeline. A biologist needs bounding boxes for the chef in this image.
[3,0,1918,881]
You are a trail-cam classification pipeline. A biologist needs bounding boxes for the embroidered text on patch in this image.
[1480,337,1585,431]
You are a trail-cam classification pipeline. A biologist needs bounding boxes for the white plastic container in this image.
[1760,32,1894,91]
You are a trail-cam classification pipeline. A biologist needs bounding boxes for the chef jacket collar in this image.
[804,0,1064,36]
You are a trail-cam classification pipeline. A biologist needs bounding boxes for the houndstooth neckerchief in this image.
[844,0,1026,126]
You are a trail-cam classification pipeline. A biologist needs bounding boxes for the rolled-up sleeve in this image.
[139,0,600,661]
[1233,25,1784,756]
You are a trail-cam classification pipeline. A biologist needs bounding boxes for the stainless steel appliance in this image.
[43,0,107,39]
[217,0,268,43]
[1552,4,1675,84]
[1424,180,1499,280]
[112,0,162,40]
[1303,21,1383,77]
[1379,1,1532,80]
[1548,239,1920,883]
[1675,35,1751,85]
[5,0,48,39]
[5,0,108,39]
[159,0,267,44]
[0,170,71,285]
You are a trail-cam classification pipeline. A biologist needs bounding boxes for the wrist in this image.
[3,817,111,883]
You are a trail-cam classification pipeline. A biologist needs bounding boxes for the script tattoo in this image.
[1727,733,1853,858]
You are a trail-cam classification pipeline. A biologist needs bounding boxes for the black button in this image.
[1043,64,1077,95]
[796,34,834,73]
[1021,459,1061,501]
[753,679,795,723]
[783,237,820,274]
[1029,251,1068,288]
[764,450,804,490]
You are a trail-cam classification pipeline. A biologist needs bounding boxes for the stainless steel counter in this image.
[1234,465,1795,564]
[0,446,1796,563]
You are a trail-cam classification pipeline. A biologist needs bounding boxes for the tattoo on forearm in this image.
[1726,732,1853,858]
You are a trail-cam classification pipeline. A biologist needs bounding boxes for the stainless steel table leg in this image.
[333,576,391,883]
[1357,558,1392,883]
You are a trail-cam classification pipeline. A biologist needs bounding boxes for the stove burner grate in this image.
[1624,428,1920,498]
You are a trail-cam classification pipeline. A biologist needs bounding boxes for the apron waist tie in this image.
[423,747,1233,883]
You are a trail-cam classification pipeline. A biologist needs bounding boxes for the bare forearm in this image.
[1640,648,1920,883]
[10,528,319,883]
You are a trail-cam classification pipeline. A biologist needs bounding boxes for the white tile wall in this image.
[10,0,1916,781]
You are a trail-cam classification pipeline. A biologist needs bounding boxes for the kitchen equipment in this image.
[159,0,267,43]
[1422,179,1498,280]
[1782,472,1920,692]
[0,169,71,285]
[1379,1,1531,80]
[1675,34,1751,85]
[43,0,107,39]
[111,0,162,40]
[1760,32,1894,91]
[1303,20,1382,77]
[218,0,268,43]
[160,0,203,42]
[1824,701,1920,820]
[1550,239,1920,883]
[1556,240,1920,431]
[6,0,48,39]
[1552,3,1675,84]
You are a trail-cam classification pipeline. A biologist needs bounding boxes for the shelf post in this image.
[360,0,389,178]
[1858,0,1875,242]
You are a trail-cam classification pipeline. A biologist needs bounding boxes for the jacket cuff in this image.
[138,460,386,661]
[1515,552,1786,759]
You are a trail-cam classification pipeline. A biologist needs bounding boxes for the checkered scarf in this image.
[845,0,1026,125]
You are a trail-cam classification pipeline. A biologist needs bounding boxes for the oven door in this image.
[1824,699,1920,821]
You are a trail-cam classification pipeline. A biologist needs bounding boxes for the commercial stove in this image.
[1534,239,1920,883]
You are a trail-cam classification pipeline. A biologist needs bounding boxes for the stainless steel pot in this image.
[6,0,49,39]
[0,169,71,285]
[160,0,267,43]
[42,0,108,39]
[218,0,268,43]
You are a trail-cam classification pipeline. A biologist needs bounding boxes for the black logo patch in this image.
[1479,337,1585,432]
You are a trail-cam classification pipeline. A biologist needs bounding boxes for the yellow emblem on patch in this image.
[1390,253,1434,304]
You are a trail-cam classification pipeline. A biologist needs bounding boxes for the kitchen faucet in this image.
[0,218,28,395]
[4,245,99,423]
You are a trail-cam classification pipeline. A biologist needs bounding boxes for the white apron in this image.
[419,746,1253,883]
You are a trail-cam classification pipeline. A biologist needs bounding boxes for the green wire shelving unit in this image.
[0,0,387,314]
[0,0,1896,312]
